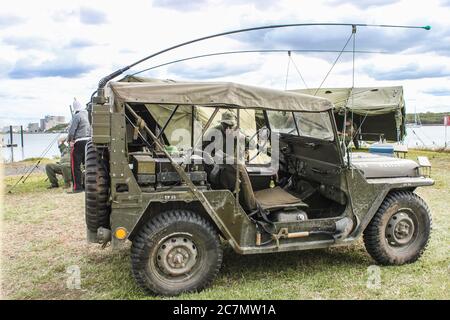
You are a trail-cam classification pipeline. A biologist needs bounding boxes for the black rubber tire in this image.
[363,191,432,265]
[131,210,223,296]
[85,140,110,232]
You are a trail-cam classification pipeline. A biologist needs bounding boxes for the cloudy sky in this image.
[1,0,449,127]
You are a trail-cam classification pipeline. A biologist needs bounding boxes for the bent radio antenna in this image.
[94,22,431,101]
[130,48,386,78]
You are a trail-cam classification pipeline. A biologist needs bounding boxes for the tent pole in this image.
[445,116,448,149]
[235,109,241,208]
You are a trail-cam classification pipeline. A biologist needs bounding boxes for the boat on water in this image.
[406,106,422,128]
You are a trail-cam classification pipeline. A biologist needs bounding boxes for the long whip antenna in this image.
[95,23,430,96]
[130,48,384,77]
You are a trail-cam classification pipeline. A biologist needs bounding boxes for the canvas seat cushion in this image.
[254,186,307,211]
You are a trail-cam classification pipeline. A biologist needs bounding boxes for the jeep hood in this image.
[351,153,419,178]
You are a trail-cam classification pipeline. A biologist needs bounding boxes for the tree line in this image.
[406,112,449,125]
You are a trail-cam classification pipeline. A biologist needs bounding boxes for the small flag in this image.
[445,115,450,126]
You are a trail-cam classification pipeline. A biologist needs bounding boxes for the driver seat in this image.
[234,164,307,212]
[254,186,308,211]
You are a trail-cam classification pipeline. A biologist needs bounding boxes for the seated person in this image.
[203,111,305,214]
[45,136,72,189]
[202,111,256,210]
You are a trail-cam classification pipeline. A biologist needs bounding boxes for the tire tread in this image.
[85,140,110,232]
[363,190,432,265]
[131,209,223,296]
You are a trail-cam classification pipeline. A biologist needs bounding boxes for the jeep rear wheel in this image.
[85,140,110,232]
[131,210,223,296]
[363,191,432,265]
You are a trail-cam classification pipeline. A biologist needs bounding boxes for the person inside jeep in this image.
[201,110,309,214]
[202,111,257,210]
[202,110,239,160]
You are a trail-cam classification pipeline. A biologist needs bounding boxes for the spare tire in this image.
[85,140,111,232]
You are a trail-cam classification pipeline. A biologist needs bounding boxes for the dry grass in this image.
[0,161,4,298]
[1,150,449,300]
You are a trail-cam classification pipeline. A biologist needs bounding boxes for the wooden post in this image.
[9,125,14,162]
[20,125,24,147]
[9,125,13,146]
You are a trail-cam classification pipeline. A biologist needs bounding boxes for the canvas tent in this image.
[291,87,406,142]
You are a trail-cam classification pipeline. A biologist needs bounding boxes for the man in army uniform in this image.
[202,111,256,211]
[203,111,242,162]
[45,136,72,189]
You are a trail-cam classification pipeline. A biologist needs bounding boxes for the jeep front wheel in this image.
[131,210,223,296]
[363,191,432,265]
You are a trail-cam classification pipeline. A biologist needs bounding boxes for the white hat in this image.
[220,110,237,126]
[58,134,67,144]
[73,98,83,112]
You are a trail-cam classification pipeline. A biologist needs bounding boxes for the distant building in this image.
[39,119,45,131]
[2,125,22,133]
[39,115,66,131]
[28,123,40,133]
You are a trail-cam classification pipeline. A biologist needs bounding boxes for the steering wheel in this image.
[247,126,271,162]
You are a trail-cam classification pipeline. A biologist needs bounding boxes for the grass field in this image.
[1,150,449,299]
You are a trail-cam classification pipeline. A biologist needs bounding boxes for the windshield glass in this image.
[294,112,334,141]
[267,111,297,134]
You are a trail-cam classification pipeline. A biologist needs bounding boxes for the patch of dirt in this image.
[3,163,46,176]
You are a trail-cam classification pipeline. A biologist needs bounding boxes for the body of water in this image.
[404,125,449,149]
[1,133,62,162]
[1,126,448,162]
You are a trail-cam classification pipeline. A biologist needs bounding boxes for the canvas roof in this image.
[291,86,404,116]
[107,76,333,112]
[292,86,406,141]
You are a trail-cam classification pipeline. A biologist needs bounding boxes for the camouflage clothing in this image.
[45,143,72,187]
[203,123,248,163]
[59,143,70,165]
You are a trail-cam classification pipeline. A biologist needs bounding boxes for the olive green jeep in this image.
[85,77,433,296]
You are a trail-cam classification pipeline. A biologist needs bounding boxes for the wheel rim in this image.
[153,234,199,279]
[385,211,416,247]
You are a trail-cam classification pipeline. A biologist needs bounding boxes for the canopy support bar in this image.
[156,104,179,140]
[124,103,241,247]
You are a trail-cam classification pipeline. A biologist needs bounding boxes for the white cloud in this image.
[0,0,449,128]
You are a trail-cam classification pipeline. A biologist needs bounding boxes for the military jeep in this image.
[86,76,433,296]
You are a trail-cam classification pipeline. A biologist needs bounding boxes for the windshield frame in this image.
[265,109,337,142]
